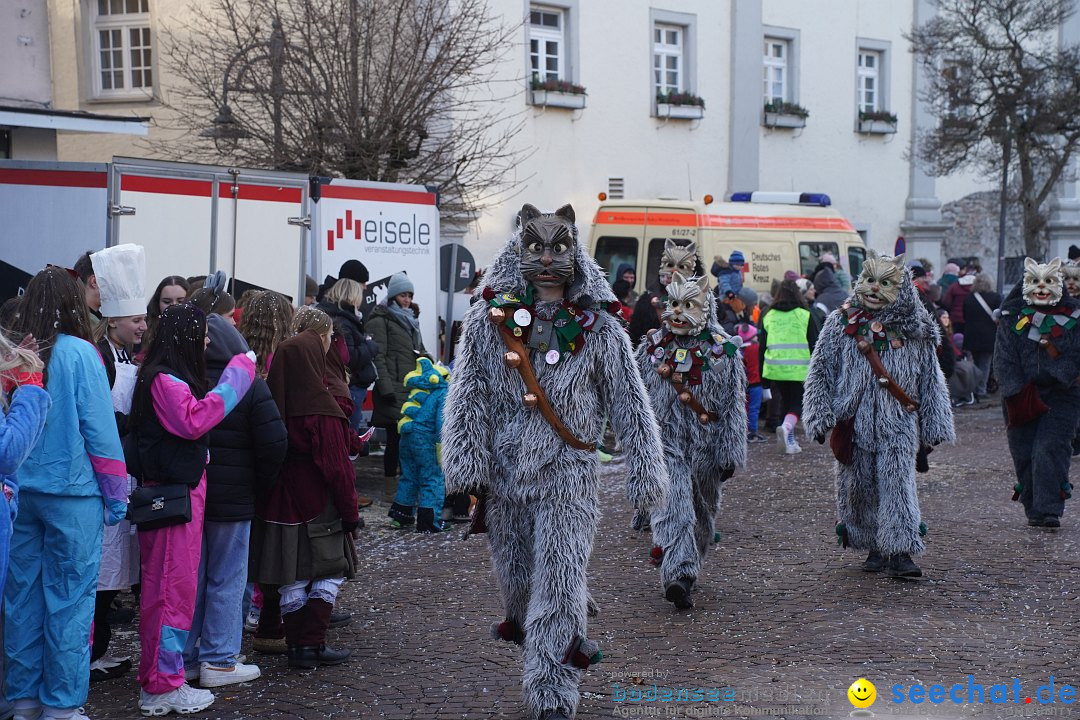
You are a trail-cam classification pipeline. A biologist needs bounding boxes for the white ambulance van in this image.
[588,192,867,295]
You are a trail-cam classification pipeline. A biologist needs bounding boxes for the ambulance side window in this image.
[848,247,866,282]
[595,236,638,284]
[799,242,840,277]
[646,238,669,292]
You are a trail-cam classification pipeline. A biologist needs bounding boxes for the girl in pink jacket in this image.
[128,304,254,717]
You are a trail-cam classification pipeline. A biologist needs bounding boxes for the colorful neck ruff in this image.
[645,328,739,387]
[482,284,624,364]
[1012,304,1080,342]
[842,304,905,351]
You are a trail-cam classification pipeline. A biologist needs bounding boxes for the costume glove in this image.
[105,498,128,526]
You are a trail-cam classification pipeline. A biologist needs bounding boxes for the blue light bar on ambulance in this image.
[729,192,832,207]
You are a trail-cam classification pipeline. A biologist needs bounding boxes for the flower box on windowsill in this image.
[763,112,807,129]
[657,103,704,120]
[857,118,898,134]
[530,89,587,110]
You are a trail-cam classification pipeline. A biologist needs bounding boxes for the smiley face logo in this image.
[847,678,877,709]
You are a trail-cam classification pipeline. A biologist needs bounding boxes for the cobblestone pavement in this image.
[85,400,1080,720]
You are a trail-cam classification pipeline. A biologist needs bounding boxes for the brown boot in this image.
[288,598,351,669]
[281,605,307,647]
[382,475,398,503]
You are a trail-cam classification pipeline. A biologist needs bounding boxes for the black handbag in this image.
[128,483,192,531]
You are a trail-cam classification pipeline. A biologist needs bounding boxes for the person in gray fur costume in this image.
[803,255,955,578]
[994,258,1080,528]
[441,204,668,720]
[636,272,747,609]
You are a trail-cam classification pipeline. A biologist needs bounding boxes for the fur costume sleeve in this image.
[915,331,956,447]
[441,300,496,495]
[992,320,1027,398]
[694,351,747,473]
[802,311,845,440]
[596,321,669,510]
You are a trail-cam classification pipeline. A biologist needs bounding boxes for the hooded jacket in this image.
[367,303,427,427]
[812,266,849,314]
[316,300,378,389]
[203,314,288,521]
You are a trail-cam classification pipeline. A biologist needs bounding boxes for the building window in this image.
[653,23,684,95]
[0,129,10,159]
[942,61,972,118]
[90,0,153,99]
[529,6,564,83]
[763,39,788,104]
[857,50,881,113]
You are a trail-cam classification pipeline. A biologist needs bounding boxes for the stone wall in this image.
[940,190,1026,263]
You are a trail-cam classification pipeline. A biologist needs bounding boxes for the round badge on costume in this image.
[514,308,533,327]
[870,321,883,333]
[545,349,561,365]
[653,347,665,359]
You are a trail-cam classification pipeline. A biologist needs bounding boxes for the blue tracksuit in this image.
[4,335,127,710]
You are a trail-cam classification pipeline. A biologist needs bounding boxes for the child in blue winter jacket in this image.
[387,357,449,533]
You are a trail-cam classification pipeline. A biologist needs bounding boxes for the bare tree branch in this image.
[152,0,530,216]
[907,0,1080,256]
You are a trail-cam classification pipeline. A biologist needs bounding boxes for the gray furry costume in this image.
[635,273,747,609]
[994,258,1080,528]
[441,204,668,720]
[803,255,955,577]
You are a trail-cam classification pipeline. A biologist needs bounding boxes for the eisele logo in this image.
[326,209,433,250]
[848,678,877,715]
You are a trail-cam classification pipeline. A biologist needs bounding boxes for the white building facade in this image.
[6,0,1079,276]
[470,0,1080,274]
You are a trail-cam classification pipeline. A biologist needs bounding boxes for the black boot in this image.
[415,507,439,533]
[861,551,885,572]
[388,502,415,528]
[886,553,922,578]
[328,609,352,628]
[664,577,695,609]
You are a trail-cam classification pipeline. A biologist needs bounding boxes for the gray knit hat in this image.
[385,272,414,299]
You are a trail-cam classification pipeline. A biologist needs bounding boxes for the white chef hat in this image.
[91,244,147,318]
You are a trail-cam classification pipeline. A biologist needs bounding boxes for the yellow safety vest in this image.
[762,308,811,381]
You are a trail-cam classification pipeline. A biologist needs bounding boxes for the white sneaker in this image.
[198,661,261,688]
[775,425,788,454]
[784,427,802,455]
[41,709,91,720]
[139,684,214,716]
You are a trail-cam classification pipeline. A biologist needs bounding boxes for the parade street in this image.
[85,400,1079,720]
